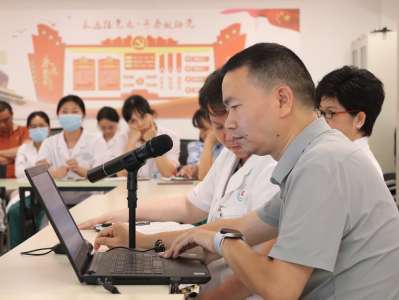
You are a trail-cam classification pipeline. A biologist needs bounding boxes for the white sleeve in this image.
[186,149,228,212]
[92,137,109,166]
[15,145,28,179]
[37,138,53,163]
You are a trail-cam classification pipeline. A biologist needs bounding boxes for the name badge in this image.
[236,189,247,202]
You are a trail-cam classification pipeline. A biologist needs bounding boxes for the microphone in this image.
[87,134,173,182]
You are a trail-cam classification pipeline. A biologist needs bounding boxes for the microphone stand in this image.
[126,164,143,249]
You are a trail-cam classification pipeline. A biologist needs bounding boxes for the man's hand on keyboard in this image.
[94,222,129,250]
[161,229,219,264]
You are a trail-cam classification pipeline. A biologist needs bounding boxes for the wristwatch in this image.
[213,228,244,256]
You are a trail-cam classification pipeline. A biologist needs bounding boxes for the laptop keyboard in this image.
[111,252,164,275]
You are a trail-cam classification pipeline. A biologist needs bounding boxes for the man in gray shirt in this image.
[163,43,399,299]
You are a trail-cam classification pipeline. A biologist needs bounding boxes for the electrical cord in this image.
[105,240,166,253]
[103,283,120,294]
[105,246,154,253]
[20,239,166,256]
[20,246,57,256]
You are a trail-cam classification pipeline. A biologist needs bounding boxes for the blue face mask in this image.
[29,127,49,143]
[58,114,82,132]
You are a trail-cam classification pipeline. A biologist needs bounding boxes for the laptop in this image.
[25,165,211,285]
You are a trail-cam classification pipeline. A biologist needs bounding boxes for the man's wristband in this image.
[213,228,244,256]
[213,231,225,256]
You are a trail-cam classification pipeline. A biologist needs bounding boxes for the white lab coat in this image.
[187,148,278,299]
[354,137,383,178]
[126,126,180,179]
[94,129,128,164]
[38,129,106,180]
[188,148,278,222]
[15,141,40,179]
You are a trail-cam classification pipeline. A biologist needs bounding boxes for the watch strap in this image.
[213,231,225,256]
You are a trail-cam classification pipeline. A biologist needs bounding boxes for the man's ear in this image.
[274,85,294,118]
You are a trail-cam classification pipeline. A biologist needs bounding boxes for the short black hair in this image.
[56,94,86,116]
[0,100,12,115]
[27,111,50,127]
[122,95,155,122]
[192,108,210,129]
[198,69,225,115]
[96,106,119,123]
[315,66,385,136]
[220,43,315,108]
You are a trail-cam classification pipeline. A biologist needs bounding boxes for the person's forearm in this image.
[75,166,88,178]
[141,228,192,249]
[49,167,66,179]
[137,196,207,224]
[0,147,18,159]
[199,241,276,300]
[198,274,252,300]
[222,239,309,300]
[222,240,278,298]
[197,141,214,180]
[103,209,129,222]
[199,212,277,246]
[126,136,140,151]
[154,155,177,177]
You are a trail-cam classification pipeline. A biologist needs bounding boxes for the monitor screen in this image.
[28,171,89,275]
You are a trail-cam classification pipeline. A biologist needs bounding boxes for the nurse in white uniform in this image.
[38,94,105,180]
[15,111,51,179]
[8,111,51,248]
[119,94,180,178]
[94,106,127,164]
[316,65,384,177]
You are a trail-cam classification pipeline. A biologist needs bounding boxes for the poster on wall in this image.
[0,9,300,118]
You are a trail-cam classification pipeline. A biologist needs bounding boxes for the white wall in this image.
[3,0,398,170]
[1,0,385,82]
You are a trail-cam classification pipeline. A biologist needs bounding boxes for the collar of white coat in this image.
[26,140,40,154]
[56,128,88,153]
[223,153,259,195]
[353,136,369,148]
[104,129,127,146]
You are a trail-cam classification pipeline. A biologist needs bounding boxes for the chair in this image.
[0,196,6,255]
[50,127,62,136]
[383,172,396,201]
[178,139,197,166]
[0,165,7,254]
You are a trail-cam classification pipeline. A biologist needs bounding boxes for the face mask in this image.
[58,114,82,132]
[29,127,49,143]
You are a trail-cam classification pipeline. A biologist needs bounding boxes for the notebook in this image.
[25,165,210,285]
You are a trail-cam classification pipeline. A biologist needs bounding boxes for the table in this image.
[0,178,123,238]
[0,178,125,191]
[0,180,196,299]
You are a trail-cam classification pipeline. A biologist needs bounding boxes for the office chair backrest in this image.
[179,139,197,166]
[383,172,396,201]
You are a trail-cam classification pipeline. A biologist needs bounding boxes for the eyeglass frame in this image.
[316,108,360,120]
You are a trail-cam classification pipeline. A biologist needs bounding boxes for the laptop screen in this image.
[27,168,90,277]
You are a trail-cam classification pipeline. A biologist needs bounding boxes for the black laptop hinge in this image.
[82,252,94,275]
